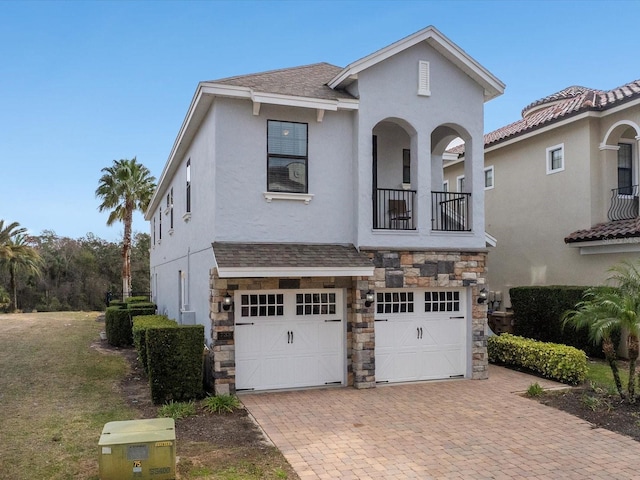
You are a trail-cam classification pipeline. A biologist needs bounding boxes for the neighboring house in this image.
[145,26,505,394]
[445,80,640,311]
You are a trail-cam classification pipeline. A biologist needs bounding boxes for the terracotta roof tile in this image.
[211,63,355,101]
[212,242,373,269]
[485,79,640,147]
[565,218,640,244]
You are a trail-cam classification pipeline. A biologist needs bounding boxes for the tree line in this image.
[1,155,156,313]
[0,227,150,312]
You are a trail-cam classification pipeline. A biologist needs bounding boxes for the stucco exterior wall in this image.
[354,41,487,250]
[451,104,640,309]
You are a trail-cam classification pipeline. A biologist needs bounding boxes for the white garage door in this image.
[234,289,344,391]
[375,289,467,383]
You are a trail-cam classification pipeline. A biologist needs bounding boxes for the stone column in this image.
[351,277,375,389]
[210,270,235,395]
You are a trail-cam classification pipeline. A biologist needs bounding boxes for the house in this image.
[445,79,640,311]
[145,26,505,394]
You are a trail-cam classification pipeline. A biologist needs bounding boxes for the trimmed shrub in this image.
[509,286,600,355]
[128,302,157,319]
[126,296,150,304]
[488,333,588,385]
[132,315,177,372]
[147,325,205,404]
[105,306,133,347]
[108,300,127,309]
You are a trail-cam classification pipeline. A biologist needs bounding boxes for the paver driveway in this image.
[241,365,640,479]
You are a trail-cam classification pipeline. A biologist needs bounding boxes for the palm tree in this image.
[95,158,156,299]
[1,233,43,312]
[563,261,640,403]
[0,220,26,260]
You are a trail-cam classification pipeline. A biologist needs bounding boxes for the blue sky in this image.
[1,0,638,242]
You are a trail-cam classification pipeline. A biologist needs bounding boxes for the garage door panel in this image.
[235,290,344,391]
[375,289,468,384]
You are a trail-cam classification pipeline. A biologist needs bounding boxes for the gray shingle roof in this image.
[212,242,373,269]
[211,62,356,101]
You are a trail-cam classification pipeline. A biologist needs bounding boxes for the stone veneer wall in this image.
[208,249,488,394]
[362,249,489,380]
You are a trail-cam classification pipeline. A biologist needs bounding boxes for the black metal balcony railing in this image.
[431,191,471,231]
[373,188,416,230]
[608,185,639,221]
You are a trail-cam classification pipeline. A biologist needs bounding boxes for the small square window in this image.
[546,144,564,174]
[484,166,494,190]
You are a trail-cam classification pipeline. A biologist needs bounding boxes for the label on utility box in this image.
[101,447,112,454]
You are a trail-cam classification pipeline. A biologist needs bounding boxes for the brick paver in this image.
[241,365,640,479]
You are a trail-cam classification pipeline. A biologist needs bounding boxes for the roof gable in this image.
[328,26,505,101]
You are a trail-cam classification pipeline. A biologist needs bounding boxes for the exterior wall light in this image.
[222,293,233,311]
[477,288,488,304]
[365,290,375,307]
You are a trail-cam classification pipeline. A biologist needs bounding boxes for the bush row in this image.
[105,300,157,347]
[132,315,204,404]
[509,286,602,355]
[488,333,588,385]
[133,315,177,373]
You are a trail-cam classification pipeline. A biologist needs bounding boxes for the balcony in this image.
[608,185,639,221]
[373,188,416,230]
[372,189,472,231]
[431,191,471,231]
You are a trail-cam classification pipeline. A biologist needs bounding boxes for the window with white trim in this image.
[484,166,494,189]
[186,159,191,213]
[267,120,308,193]
[240,293,284,317]
[456,175,465,192]
[546,144,564,174]
[376,291,414,314]
[296,292,336,315]
[424,291,460,312]
[443,180,449,192]
[618,142,633,195]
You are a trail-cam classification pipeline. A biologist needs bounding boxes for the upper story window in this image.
[169,188,174,231]
[153,217,156,246]
[618,142,633,195]
[443,180,449,192]
[484,166,494,189]
[456,175,465,192]
[546,143,564,174]
[402,149,411,184]
[267,120,308,193]
[159,210,162,241]
[186,159,191,213]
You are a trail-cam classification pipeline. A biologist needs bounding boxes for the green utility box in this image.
[99,418,176,480]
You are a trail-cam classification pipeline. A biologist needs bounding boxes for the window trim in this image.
[443,180,449,192]
[546,143,565,175]
[617,141,634,196]
[484,165,494,190]
[456,175,465,192]
[185,158,191,215]
[266,120,309,194]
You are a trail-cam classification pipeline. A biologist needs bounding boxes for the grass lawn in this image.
[0,312,133,479]
[587,358,630,391]
[0,312,297,480]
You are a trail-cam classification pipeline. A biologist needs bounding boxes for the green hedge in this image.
[132,315,177,372]
[488,333,588,385]
[509,286,601,355]
[105,306,133,347]
[147,325,205,404]
[128,302,157,319]
[126,296,150,304]
[108,300,127,309]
